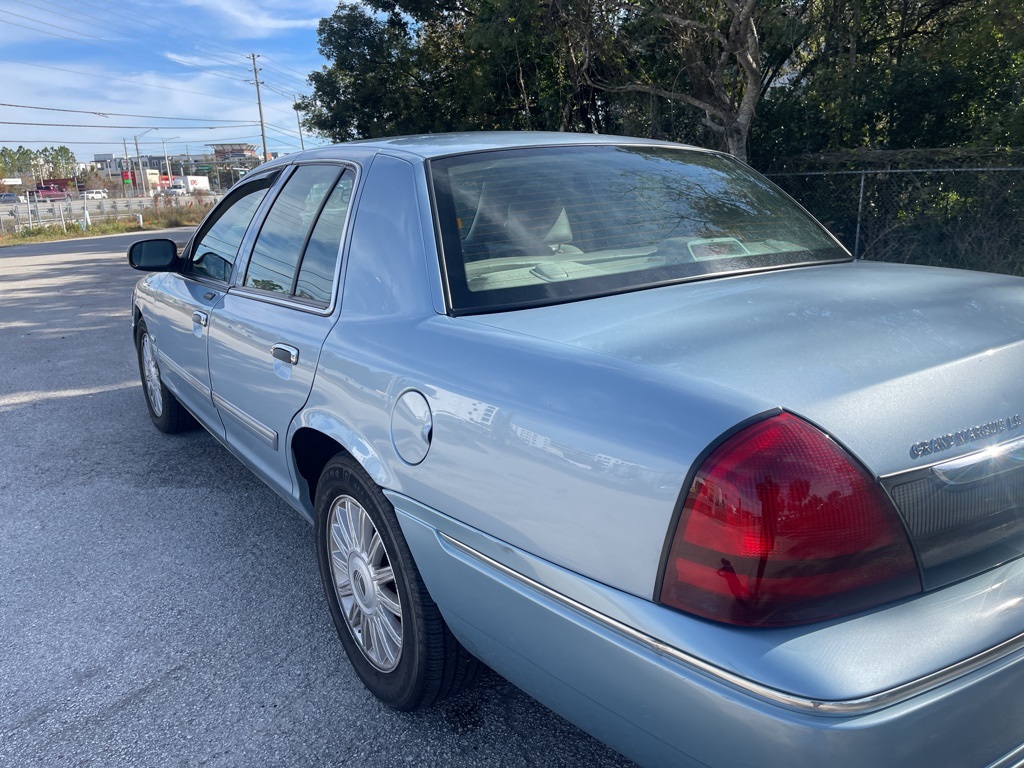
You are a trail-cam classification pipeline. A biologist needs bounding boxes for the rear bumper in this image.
[392,492,1024,768]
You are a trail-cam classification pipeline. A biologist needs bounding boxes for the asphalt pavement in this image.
[0,232,637,767]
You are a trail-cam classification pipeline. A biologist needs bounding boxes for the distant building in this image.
[207,144,259,162]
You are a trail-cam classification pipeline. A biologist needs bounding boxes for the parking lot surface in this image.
[0,232,636,768]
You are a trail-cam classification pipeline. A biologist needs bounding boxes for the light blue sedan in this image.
[128,132,1024,767]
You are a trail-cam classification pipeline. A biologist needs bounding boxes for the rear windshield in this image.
[430,145,848,314]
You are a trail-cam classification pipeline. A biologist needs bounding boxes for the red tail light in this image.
[659,413,921,626]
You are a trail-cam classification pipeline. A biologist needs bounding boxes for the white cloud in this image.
[0,0,329,159]
[175,0,336,38]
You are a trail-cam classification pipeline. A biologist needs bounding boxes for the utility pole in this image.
[133,128,156,196]
[249,53,270,162]
[162,138,172,190]
[122,138,132,198]
[133,135,146,197]
[295,96,305,150]
[161,137,178,190]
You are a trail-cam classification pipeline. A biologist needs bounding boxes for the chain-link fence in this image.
[768,153,1024,276]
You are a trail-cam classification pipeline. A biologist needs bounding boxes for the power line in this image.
[260,55,316,85]
[0,139,286,148]
[77,0,314,90]
[85,0,283,76]
[0,103,259,122]
[0,121,258,129]
[2,21,311,123]
[2,5,112,45]
[0,58,259,105]
[34,0,248,70]
[84,0,242,59]
[0,12,112,48]
[4,2,252,84]
[265,122,303,139]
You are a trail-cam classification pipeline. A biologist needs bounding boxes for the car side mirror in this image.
[128,238,180,271]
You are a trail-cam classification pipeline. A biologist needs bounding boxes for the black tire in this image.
[134,318,196,434]
[315,453,478,711]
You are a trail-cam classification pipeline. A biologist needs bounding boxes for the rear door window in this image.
[243,165,355,307]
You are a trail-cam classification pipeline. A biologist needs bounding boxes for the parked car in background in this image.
[0,192,21,204]
[126,132,1024,768]
[83,189,108,199]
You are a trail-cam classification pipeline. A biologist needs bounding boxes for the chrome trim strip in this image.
[156,350,211,400]
[987,740,1024,768]
[931,435,1024,486]
[440,532,1024,716]
[884,432,1024,481]
[212,392,278,450]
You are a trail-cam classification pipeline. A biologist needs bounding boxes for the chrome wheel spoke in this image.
[371,615,400,665]
[347,600,363,629]
[326,493,403,672]
[361,614,375,654]
[367,531,384,565]
[331,518,352,555]
[376,586,401,619]
[330,552,349,578]
[377,611,403,650]
[334,580,353,598]
[141,335,164,416]
[373,565,393,587]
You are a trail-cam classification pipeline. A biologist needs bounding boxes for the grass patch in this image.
[0,203,214,246]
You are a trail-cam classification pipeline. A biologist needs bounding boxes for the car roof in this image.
[259,131,704,168]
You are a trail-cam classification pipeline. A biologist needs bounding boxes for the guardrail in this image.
[0,194,221,236]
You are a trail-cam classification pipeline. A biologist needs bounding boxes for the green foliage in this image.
[753,0,1024,167]
[0,145,78,181]
[0,146,41,178]
[37,146,78,179]
[299,0,1024,195]
[298,0,613,141]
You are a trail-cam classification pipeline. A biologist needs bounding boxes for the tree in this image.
[300,0,808,160]
[298,0,602,140]
[0,145,78,183]
[563,0,766,161]
[40,146,78,179]
[751,0,1024,165]
[299,7,427,140]
[0,146,38,178]
[300,0,1023,165]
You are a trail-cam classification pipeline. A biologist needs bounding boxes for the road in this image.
[0,232,637,768]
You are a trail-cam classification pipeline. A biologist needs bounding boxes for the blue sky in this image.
[0,0,339,164]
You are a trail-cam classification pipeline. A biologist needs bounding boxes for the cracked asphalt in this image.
[0,231,637,768]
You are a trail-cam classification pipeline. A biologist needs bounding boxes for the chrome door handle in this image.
[271,343,299,365]
[192,310,209,327]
